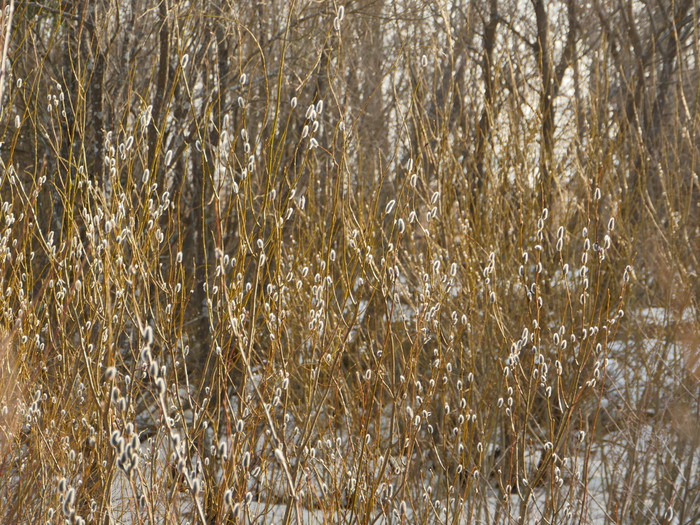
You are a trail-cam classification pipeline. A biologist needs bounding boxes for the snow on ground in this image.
[104,305,698,523]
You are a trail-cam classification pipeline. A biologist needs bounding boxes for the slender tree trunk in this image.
[148,0,170,178]
[473,0,499,199]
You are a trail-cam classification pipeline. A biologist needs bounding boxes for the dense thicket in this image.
[0,1,697,523]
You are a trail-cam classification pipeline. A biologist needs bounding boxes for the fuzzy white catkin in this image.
[397,218,405,233]
[274,447,286,466]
